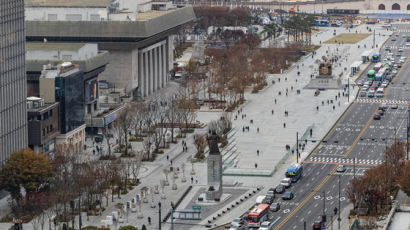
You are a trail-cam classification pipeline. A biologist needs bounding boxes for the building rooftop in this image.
[137,9,175,21]
[25,0,113,8]
[26,42,86,51]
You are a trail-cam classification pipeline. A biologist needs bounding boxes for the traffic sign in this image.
[321,225,326,230]
[192,205,201,210]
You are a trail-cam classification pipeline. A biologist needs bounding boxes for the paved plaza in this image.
[0,24,392,230]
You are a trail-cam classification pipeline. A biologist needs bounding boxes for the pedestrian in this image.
[250,119,253,124]
[285,77,287,81]
[333,105,335,110]
[278,78,281,82]
[327,100,329,104]
[93,149,95,155]
[338,101,340,106]
[195,179,198,184]
[257,150,259,156]
[235,115,237,120]
[148,217,151,225]
[317,106,319,111]
[286,92,288,97]
[286,88,288,93]
[171,160,173,165]
[191,177,193,184]
[274,99,277,104]
[291,86,293,90]
[283,123,286,128]
[255,163,258,168]
[167,155,169,160]
[257,128,259,133]
[243,126,245,132]
[272,110,274,115]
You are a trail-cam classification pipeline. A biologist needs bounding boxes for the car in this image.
[336,164,346,172]
[400,59,405,63]
[374,114,381,120]
[267,189,275,197]
[385,46,390,50]
[397,63,402,68]
[259,221,271,230]
[398,48,403,52]
[264,195,274,204]
[383,58,388,62]
[396,53,401,57]
[270,202,281,212]
[231,218,245,228]
[282,191,294,200]
[356,80,363,86]
[393,64,398,68]
[275,184,285,194]
[362,85,369,91]
[381,83,388,88]
[381,103,388,109]
[360,90,367,97]
[402,34,406,38]
[94,134,104,143]
[367,91,375,98]
[280,178,292,189]
[378,109,384,116]
[369,88,375,93]
[312,220,323,230]
[391,104,398,109]
[392,69,398,74]
[392,38,396,41]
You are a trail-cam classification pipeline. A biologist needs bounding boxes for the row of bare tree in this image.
[109,91,198,161]
[347,142,409,216]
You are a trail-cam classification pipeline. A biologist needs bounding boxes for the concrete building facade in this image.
[0,0,28,165]
[25,0,195,100]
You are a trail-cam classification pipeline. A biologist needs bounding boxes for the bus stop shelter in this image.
[361,50,372,63]
[350,61,362,76]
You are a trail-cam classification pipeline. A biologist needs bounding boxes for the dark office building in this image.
[0,0,28,165]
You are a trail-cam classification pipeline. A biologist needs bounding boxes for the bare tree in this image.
[116,105,134,156]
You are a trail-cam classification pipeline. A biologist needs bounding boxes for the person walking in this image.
[257,149,259,156]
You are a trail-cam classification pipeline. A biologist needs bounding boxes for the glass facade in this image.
[0,0,27,165]
[55,71,85,134]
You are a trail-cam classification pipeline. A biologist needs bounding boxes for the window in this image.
[50,124,53,132]
[90,14,100,21]
[62,55,72,60]
[47,14,57,21]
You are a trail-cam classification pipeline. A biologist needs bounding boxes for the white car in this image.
[259,221,272,230]
[280,178,292,188]
[392,69,398,74]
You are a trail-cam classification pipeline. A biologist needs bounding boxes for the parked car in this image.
[270,202,281,212]
[280,178,292,189]
[275,185,285,194]
[336,165,346,172]
[282,192,294,200]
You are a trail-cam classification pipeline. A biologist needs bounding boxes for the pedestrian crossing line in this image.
[305,156,384,166]
[388,46,410,49]
[356,98,409,105]
[395,29,410,32]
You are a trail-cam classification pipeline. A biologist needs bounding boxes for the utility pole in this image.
[322,191,326,223]
[296,132,299,163]
[158,202,162,230]
[338,175,341,229]
[373,27,376,48]
[347,78,350,103]
[171,208,174,230]
[304,221,306,230]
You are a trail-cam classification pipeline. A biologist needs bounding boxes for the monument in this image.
[206,131,223,201]
[305,58,342,90]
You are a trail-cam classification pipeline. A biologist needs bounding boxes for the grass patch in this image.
[324,33,371,44]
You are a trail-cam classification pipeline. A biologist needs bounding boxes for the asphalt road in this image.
[268,24,409,230]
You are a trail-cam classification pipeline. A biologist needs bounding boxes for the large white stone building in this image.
[25,0,195,100]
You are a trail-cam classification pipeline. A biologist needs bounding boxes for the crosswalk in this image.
[394,29,410,33]
[306,156,384,166]
[388,45,410,49]
[356,98,409,105]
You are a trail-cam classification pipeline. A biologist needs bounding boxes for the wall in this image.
[25,7,108,21]
[26,44,99,61]
[39,78,56,102]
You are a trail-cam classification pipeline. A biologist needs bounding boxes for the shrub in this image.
[0,213,12,222]
[120,226,137,230]
[129,135,137,142]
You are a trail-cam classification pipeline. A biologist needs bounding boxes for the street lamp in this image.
[158,202,162,230]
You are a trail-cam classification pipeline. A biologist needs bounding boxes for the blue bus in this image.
[315,20,330,27]
[285,164,303,182]
[372,53,380,63]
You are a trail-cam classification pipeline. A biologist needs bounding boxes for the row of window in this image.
[378,3,410,10]
[42,124,54,137]
[47,14,101,21]
[0,79,26,113]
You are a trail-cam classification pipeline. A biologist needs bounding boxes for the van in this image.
[255,195,266,205]
[376,88,384,98]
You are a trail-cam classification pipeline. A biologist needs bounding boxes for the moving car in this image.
[391,104,398,109]
[378,109,384,116]
[282,191,294,200]
[359,90,367,97]
[336,165,346,172]
[313,220,323,230]
[280,178,292,189]
[230,218,245,228]
[264,195,274,205]
[374,114,381,120]
[356,80,363,86]
[259,221,271,230]
[270,202,281,212]
[275,185,285,194]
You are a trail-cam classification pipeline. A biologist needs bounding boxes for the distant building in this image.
[25,0,196,99]
[27,97,60,154]
[26,42,124,135]
[0,0,27,165]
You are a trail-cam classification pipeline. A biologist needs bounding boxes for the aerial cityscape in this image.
[0,0,409,229]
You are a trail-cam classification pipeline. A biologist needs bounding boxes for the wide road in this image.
[270,25,409,230]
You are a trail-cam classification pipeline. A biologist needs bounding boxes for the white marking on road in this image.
[315,203,319,208]
[308,210,311,215]
[284,209,290,214]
